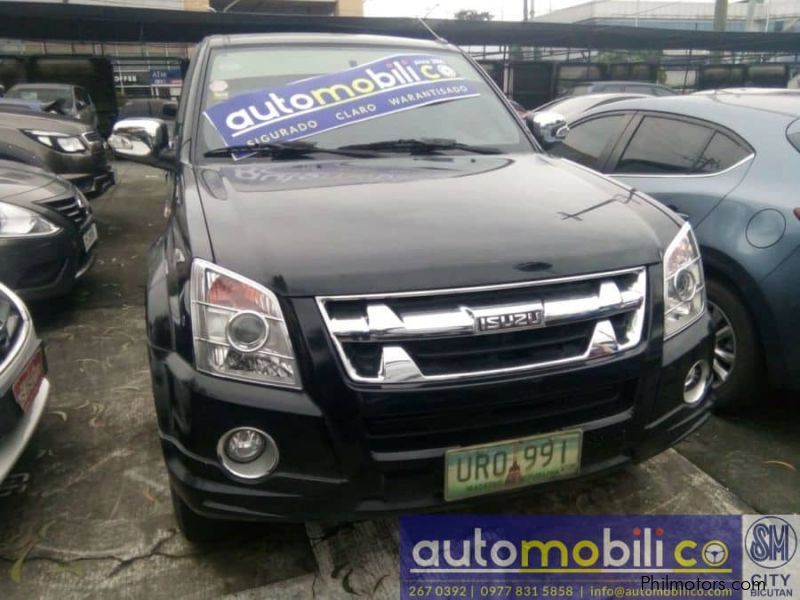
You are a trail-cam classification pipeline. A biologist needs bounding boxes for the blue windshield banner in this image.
[400,514,799,599]
[203,53,480,149]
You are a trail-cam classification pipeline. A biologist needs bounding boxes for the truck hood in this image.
[0,109,90,136]
[197,154,678,296]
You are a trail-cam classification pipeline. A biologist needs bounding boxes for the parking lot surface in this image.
[0,162,797,599]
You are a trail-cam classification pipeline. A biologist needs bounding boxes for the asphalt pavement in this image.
[0,161,796,599]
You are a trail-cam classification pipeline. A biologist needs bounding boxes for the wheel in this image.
[170,486,227,543]
[706,279,762,412]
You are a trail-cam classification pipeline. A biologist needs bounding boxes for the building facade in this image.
[32,0,362,16]
[534,0,800,33]
[0,0,364,100]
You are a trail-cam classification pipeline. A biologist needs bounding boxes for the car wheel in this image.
[706,279,761,412]
[170,486,226,543]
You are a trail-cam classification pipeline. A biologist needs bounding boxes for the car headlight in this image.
[22,130,86,153]
[190,259,299,388]
[663,222,705,338]
[0,202,59,237]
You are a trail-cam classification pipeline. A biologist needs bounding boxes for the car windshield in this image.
[197,44,533,159]
[7,86,73,108]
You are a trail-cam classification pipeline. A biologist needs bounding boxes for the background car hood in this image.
[0,159,72,202]
[0,109,90,135]
[198,154,678,296]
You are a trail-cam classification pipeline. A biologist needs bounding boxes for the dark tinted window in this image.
[551,115,628,169]
[75,87,90,105]
[694,132,751,173]
[615,117,712,174]
[653,87,677,96]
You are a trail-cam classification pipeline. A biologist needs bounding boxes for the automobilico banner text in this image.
[401,515,799,599]
[203,53,480,148]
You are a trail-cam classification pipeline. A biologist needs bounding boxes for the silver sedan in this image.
[0,282,50,483]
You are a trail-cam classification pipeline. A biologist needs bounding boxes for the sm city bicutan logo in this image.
[409,527,732,574]
[746,516,798,569]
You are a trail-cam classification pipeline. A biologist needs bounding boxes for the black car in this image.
[0,160,97,300]
[110,33,713,541]
[0,105,114,198]
[6,83,99,129]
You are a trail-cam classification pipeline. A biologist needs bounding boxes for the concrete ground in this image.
[0,161,797,599]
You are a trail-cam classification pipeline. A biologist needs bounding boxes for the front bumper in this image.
[64,167,115,199]
[0,220,96,301]
[152,312,713,523]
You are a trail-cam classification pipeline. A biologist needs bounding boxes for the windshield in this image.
[7,86,73,108]
[197,45,533,159]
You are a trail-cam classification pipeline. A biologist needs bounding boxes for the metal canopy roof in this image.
[1,1,799,52]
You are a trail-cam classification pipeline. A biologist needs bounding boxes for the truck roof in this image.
[203,32,452,51]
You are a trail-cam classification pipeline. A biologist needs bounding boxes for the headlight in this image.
[663,222,705,338]
[22,130,86,153]
[190,259,299,388]
[0,202,59,237]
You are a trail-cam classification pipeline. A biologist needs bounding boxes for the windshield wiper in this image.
[204,141,376,159]
[337,138,502,155]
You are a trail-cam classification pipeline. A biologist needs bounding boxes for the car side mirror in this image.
[526,111,570,149]
[109,117,175,171]
[76,100,87,111]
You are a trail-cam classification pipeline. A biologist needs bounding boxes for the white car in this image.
[0,281,49,483]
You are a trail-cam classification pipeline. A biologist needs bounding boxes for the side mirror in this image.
[76,100,87,111]
[109,118,174,170]
[526,111,570,149]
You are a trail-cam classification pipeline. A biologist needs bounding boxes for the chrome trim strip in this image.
[317,266,646,301]
[318,268,648,384]
[615,154,754,179]
[328,284,642,342]
[194,336,295,361]
[75,252,96,279]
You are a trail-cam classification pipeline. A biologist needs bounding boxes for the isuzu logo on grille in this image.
[473,302,545,333]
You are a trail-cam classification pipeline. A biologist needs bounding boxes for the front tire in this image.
[707,279,762,412]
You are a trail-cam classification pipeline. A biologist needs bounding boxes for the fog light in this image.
[226,311,269,353]
[225,428,266,463]
[217,427,279,480]
[684,360,710,405]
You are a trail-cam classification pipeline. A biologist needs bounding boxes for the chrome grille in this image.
[318,268,647,384]
[40,195,91,228]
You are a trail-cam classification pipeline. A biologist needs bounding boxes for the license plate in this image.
[12,347,45,414]
[444,430,582,502]
[82,223,98,252]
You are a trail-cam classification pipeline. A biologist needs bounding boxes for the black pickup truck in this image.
[110,33,713,541]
